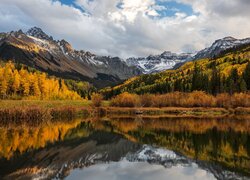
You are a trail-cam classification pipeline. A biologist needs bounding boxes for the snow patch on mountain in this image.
[194,36,250,59]
[26,27,53,41]
[126,51,193,74]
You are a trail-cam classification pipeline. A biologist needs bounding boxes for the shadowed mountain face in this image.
[0,27,142,88]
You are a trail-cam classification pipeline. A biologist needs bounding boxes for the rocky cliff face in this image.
[0,27,142,88]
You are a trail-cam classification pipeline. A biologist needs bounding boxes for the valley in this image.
[0,27,250,180]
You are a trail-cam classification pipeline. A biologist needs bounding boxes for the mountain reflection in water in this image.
[0,115,250,180]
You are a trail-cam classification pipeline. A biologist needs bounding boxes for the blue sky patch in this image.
[59,0,195,18]
[155,0,194,17]
[59,0,74,6]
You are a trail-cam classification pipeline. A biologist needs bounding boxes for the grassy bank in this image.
[0,100,111,109]
[0,100,109,126]
[0,99,249,126]
[0,100,91,109]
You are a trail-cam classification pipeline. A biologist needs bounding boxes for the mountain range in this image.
[0,27,250,88]
[194,36,250,60]
[126,51,193,74]
[0,27,141,88]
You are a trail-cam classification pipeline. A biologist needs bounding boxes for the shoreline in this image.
[103,107,250,116]
[0,100,249,126]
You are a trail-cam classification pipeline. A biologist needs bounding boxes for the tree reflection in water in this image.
[0,115,249,179]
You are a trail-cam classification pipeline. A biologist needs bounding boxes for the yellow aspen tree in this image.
[38,73,49,99]
[12,70,20,94]
[0,79,8,98]
[52,79,60,99]
[60,80,70,99]
[22,73,30,97]
[33,81,41,97]
[29,73,41,98]
[23,81,30,96]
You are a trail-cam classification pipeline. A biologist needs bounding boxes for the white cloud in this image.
[0,0,250,58]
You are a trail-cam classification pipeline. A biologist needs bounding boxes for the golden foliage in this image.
[0,119,86,159]
[0,62,81,100]
[111,92,140,107]
[91,93,103,107]
[231,93,250,107]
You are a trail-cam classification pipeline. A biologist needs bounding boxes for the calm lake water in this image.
[0,115,250,180]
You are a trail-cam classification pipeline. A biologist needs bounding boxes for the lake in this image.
[0,115,250,180]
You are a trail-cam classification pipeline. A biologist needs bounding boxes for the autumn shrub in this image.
[151,95,165,107]
[181,91,216,107]
[151,92,181,107]
[140,94,154,107]
[91,93,103,107]
[164,92,185,107]
[0,107,50,126]
[109,91,250,108]
[111,92,140,107]
[231,93,250,107]
[50,107,77,120]
[216,93,231,108]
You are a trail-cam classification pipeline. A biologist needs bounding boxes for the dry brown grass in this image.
[0,106,90,126]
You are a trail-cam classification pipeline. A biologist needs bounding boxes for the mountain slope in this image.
[0,27,142,88]
[102,43,250,97]
[126,51,192,73]
[194,36,250,60]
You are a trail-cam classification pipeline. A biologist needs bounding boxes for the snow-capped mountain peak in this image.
[26,27,53,41]
[194,36,250,60]
[126,51,192,74]
[221,36,236,41]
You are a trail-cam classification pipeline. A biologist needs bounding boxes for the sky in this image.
[0,0,250,58]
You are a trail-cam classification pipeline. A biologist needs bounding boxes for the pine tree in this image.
[192,62,203,91]
[239,78,247,92]
[243,62,250,90]
[210,68,221,95]
[227,68,239,94]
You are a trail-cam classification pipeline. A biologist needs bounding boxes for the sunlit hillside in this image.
[102,45,250,98]
[0,62,81,100]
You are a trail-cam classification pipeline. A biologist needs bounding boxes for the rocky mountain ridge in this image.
[126,51,193,74]
[1,27,250,88]
[0,27,142,88]
[194,36,250,60]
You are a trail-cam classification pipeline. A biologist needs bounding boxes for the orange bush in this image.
[91,93,103,107]
[109,91,250,108]
[184,91,216,107]
[216,93,231,108]
[151,92,184,107]
[231,93,250,107]
[140,94,154,107]
[111,92,140,107]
